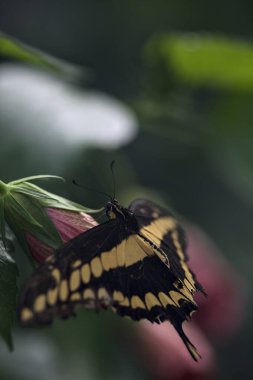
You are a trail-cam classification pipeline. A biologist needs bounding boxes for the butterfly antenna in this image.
[72,180,111,200]
[110,160,116,200]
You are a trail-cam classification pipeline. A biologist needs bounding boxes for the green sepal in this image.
[0,240,18,350]
[9,175,65,186]
[9,175,103,213]
[18,182,103,213]
[8,193,43,229]
[4,192,63,261]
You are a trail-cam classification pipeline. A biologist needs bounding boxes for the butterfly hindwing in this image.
[130,199,205,296]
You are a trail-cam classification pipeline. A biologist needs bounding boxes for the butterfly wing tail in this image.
[172,321,201,361]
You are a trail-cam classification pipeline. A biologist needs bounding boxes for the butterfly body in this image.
[19,198,205,360]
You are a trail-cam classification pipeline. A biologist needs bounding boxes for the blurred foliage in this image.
[141,33,253,211]
[0,1,253,379]
[145,33,253,91]
[0,238,18,350]
[0,32,86,81]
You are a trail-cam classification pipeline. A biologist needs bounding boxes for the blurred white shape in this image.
[0,64,138,149]
[0,332,96,380]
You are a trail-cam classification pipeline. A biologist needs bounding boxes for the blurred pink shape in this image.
[137,321,215,380]
[136,223,246,379]
[186,224,246,339]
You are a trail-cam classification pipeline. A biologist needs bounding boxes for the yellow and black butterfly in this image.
[18,198,205,361]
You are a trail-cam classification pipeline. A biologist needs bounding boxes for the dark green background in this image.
[0,1,252,379]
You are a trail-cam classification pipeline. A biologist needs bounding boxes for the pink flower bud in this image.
[26,208,97,263]
[0,175,101,263]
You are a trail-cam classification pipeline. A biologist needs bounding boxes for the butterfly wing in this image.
[18,201,202,360]
[128,199,205,359]
[129,199,205,296]
[18,219,120,325]
[18,217,158,323]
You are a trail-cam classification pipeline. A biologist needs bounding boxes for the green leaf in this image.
[0,241,18,350]
[145,33,253,91]
[211,132,253,206]
[0,32,86,81]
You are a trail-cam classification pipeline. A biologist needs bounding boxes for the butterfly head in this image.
[106,199,128,220]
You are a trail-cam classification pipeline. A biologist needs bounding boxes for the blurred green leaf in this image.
[0,32,86,81]
[134,97,209,146]
[145,33,253,91]
[207,94,253,205]
[0,241,18,350]
[211,128,253,206]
